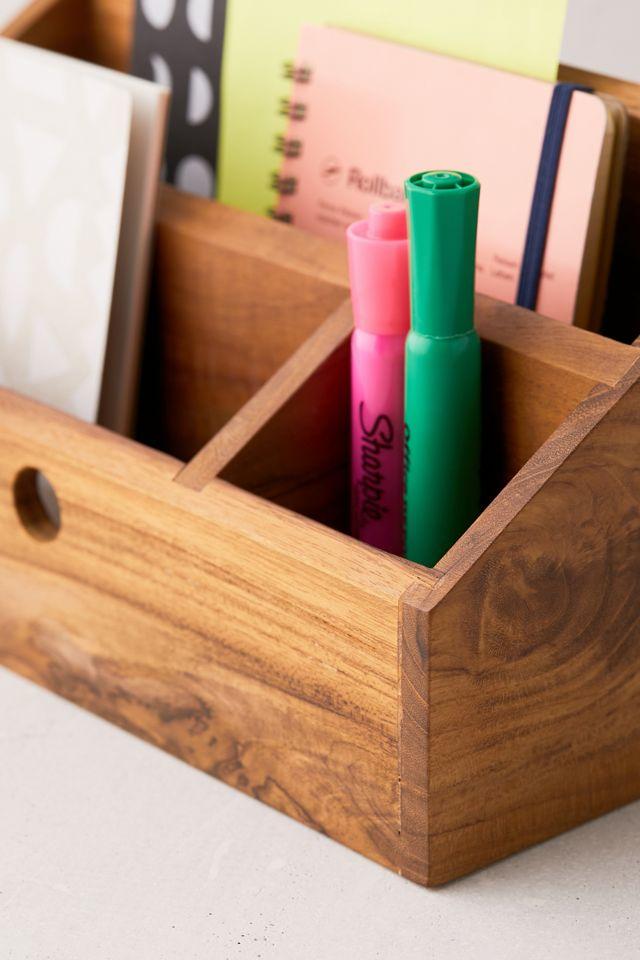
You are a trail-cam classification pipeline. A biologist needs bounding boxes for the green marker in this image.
[404,171,481,568]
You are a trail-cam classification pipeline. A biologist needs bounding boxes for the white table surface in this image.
[1,666,640,960]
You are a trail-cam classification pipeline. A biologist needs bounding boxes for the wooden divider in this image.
[172,283,637,529]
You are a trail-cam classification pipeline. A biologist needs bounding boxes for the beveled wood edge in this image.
[174,299,354,490]
[475,294,637,387]
[397,580,430,885]
[156,185,349,288]
[0,383,435,605]
[433,352,640,587]
[0,385,181,488]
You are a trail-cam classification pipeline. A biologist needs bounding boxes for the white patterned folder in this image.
[0,38,131,423]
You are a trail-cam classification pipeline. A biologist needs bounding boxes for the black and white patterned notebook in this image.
[131,0,227,197]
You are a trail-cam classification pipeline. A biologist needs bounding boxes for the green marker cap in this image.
[405,170,480,338]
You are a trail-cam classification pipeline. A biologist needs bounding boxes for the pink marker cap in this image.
[346,201,410,336]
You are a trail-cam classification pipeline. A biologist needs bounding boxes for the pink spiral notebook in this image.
[276,25,623,327]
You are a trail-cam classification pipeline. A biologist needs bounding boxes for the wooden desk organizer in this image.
[2,0,640,887]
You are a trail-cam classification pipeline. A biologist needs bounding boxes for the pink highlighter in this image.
[347,202,410,555]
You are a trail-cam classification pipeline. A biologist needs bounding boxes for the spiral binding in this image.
[268,59,313,222]
[283,61,312,84]
[278,98,307,121]
[274,134,302,159]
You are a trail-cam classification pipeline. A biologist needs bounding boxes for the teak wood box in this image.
[2,0,640,888]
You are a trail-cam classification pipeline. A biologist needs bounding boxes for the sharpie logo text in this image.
[356,403,394,527]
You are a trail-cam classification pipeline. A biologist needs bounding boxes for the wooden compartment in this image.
[1,0,640,887]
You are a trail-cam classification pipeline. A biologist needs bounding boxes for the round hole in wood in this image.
[13,468,61,541]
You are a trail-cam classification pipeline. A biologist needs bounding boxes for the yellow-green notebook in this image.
[218,0,569,216]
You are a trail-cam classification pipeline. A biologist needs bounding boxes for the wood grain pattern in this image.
[398,582,431,884]
[137,187,349,460]
[176,299,353,491]
[0,386,431,873]
[145,214,636,513]
[178,291,637,507]
[191,283,637,530]
[476,294,637,497]
[175,295,353,529]
[221,334,351,531]
[402,356,640,885]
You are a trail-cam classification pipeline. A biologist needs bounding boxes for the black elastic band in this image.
[516,82,592,311]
